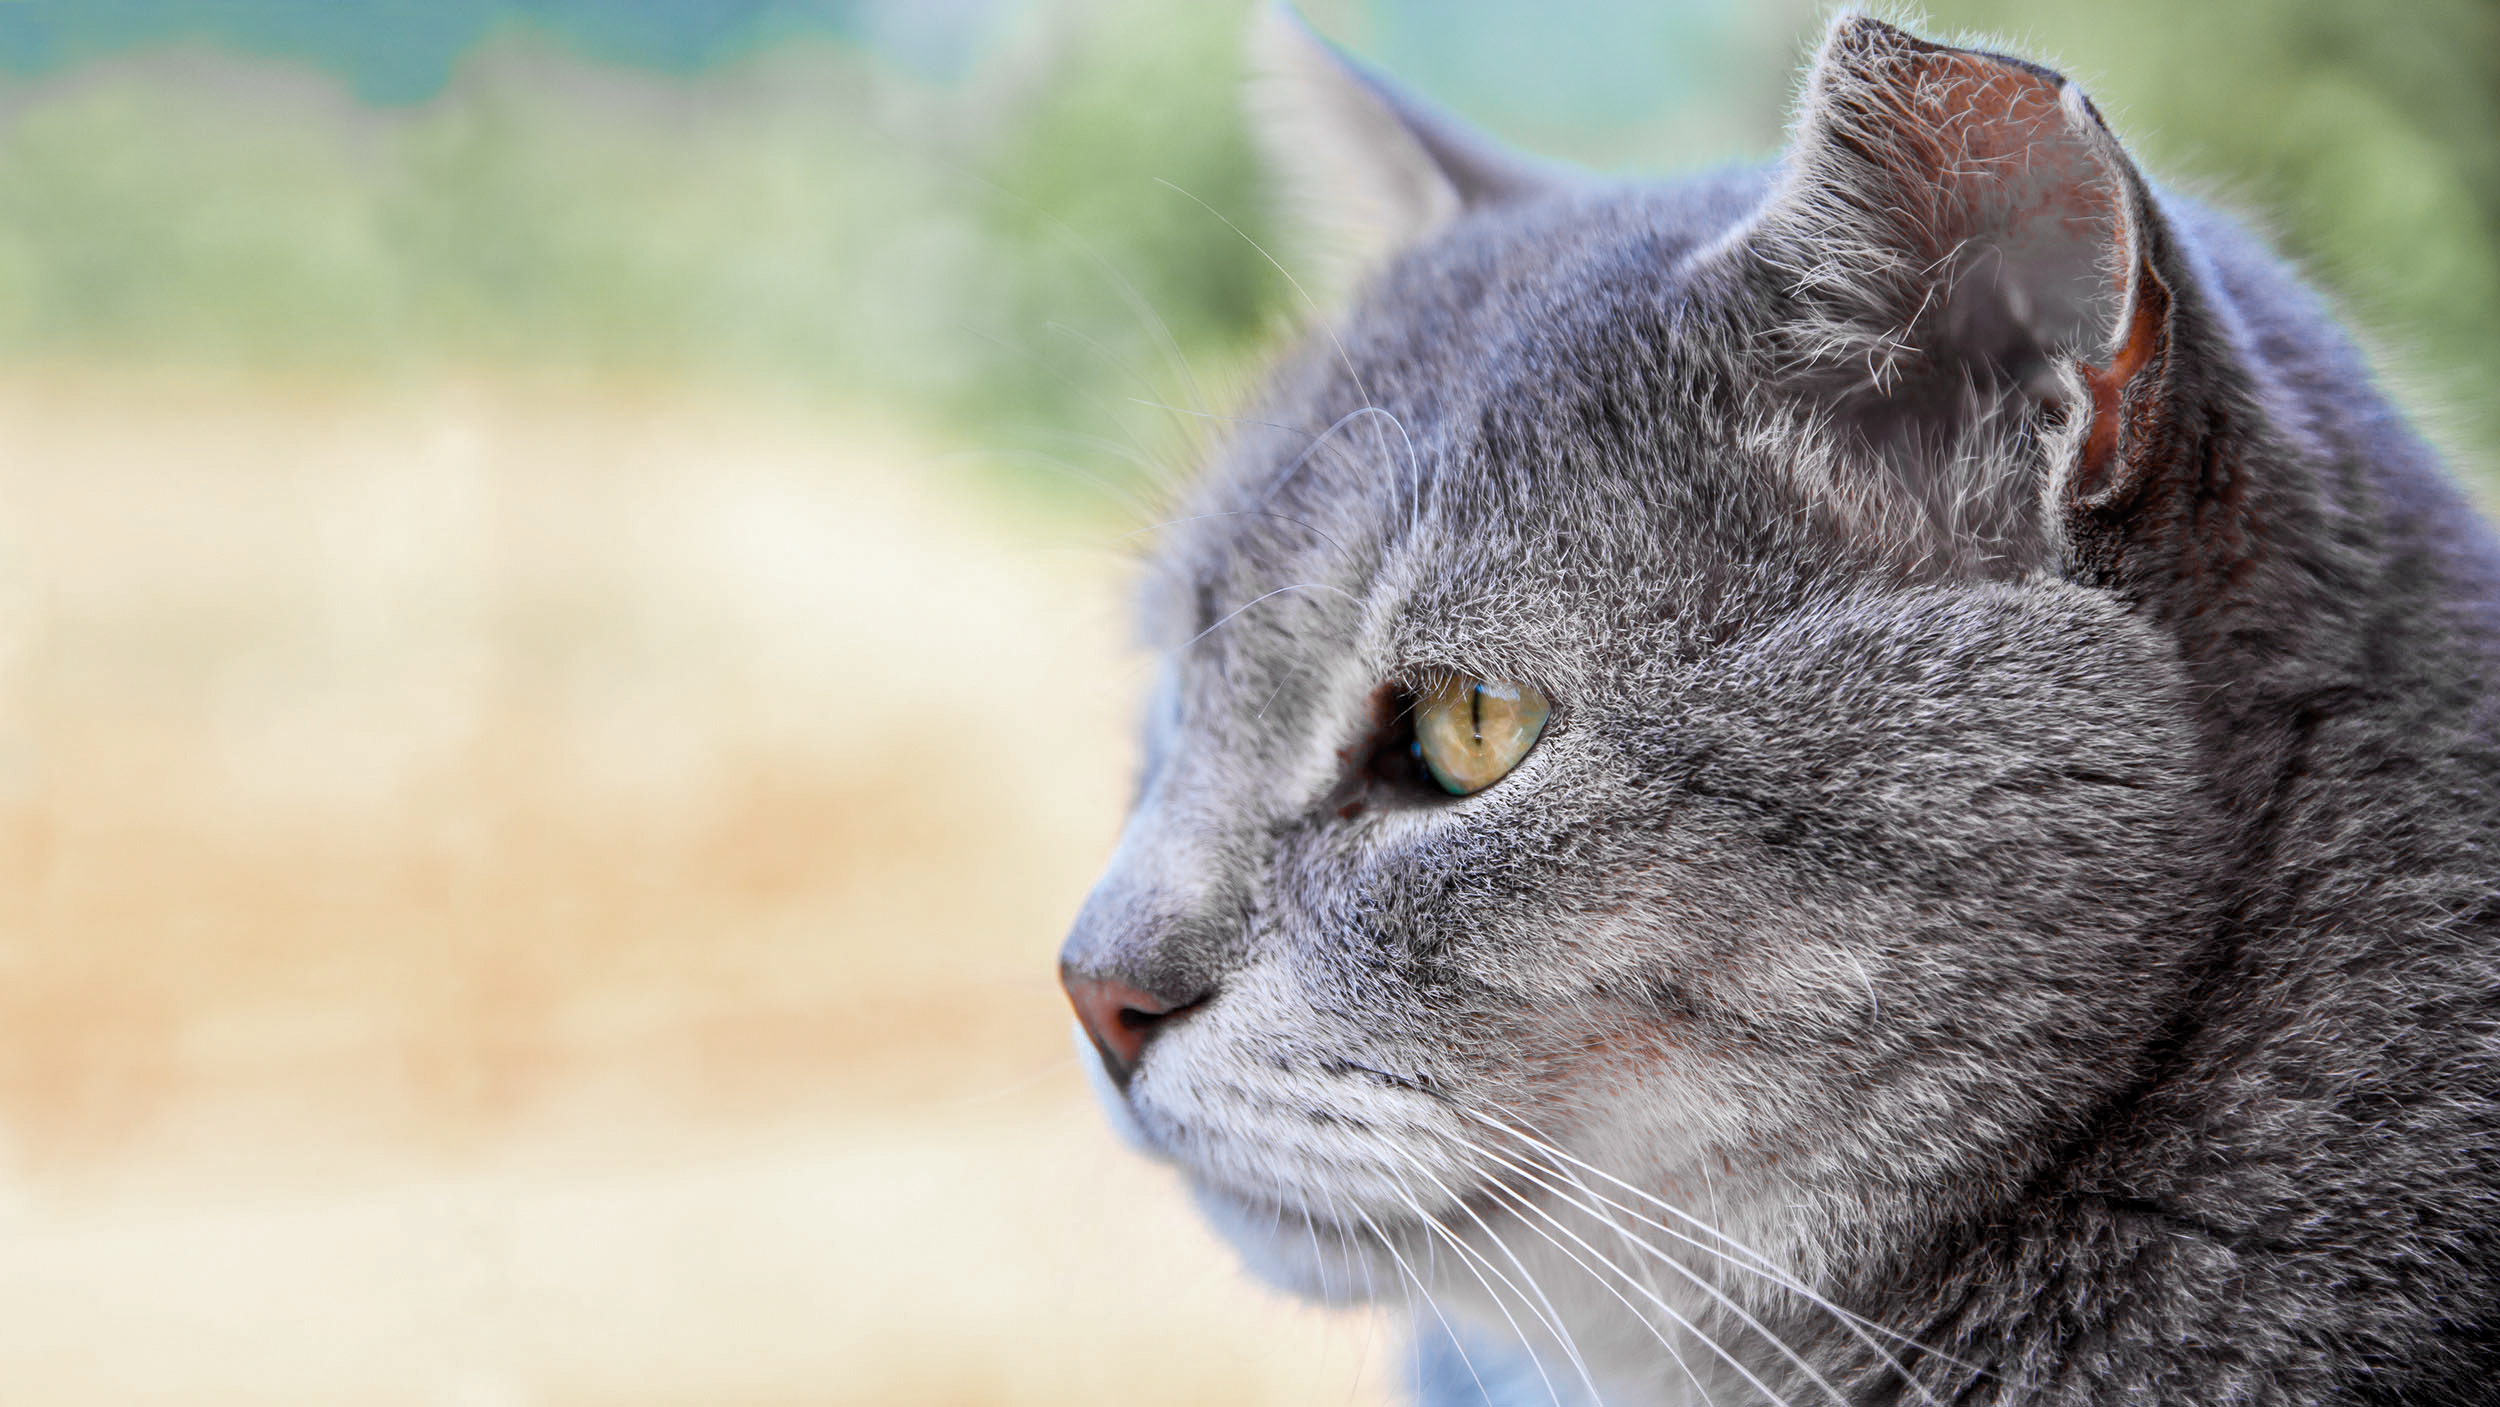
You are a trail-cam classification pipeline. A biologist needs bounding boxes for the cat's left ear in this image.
[1749,16,2190,515]
[1246,4,1555,290]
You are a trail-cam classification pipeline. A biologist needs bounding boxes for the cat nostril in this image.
[1061,969,1205,1086]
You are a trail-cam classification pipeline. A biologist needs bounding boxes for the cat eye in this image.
[1413,677,1550,795]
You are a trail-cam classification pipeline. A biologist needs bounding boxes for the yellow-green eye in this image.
[1414,677,1551,795]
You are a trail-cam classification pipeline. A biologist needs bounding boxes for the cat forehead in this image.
[1147,168,1838,644]
[1332,172,1768,414]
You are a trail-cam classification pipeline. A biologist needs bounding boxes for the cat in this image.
[1057,9,2500,1404]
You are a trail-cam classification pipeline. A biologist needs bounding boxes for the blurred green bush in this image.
[0,0,2486,493]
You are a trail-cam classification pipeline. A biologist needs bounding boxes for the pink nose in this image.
[1062,971,1192,1085]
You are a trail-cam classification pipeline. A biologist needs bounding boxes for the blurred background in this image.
[0,0,2488,1401]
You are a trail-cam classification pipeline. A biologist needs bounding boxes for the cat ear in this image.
[1246,3,1553,288]
[1750,16,2183,513]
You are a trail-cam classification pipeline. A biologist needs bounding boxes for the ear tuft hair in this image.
[1755,14,2142,403]
[1734,14,2206,577]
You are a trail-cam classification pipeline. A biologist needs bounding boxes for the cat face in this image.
[1062,13,2227,1376]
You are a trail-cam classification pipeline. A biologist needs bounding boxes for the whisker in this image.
[1465,1108,1850,1298]
[1046,319,1183,423]
[1461,1137,1844,1407]
[1386,1154,1612,1407]
[1132,400,1407,514]
[1138,178,1437,551]
[930,443,1162,524]
[1337,1192,1502,1407]
[1128,397,1431,543]
[1113,509,1355,563]
[1172,580,1361,657]
[1535,1154,1944,1400]
[956,323,1175,484]
[1452,1164,1722,1407]
[1150,175,1372,412]
[1024,424,1184,481]
[1382,1179,1577,1407]
[1461,1109,1968,1395]
[962,168,1213,423]
[1254,658,1314,723]
[1462,1114,1802,1290]
[1473,1172,1807,1407]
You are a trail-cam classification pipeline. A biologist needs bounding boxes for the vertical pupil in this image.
[1402,677,1547,798]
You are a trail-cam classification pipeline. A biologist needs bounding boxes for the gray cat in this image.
[1057,11,2500,1404]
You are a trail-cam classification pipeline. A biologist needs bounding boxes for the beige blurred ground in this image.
[0,370,1397,1404]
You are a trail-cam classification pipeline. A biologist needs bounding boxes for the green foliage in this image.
[0,0,2486,492]
[940,0,1284,460]
[0,0,1280,497]
[0,67,403,361]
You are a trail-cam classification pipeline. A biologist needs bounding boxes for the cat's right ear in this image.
[1742,16,2269,596]
[1246,4,1552,292]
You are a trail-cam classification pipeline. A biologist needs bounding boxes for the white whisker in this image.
[1113,509,1355,563]
[1465,1172,1723,1407]
[1150,175,1372,412]
[1464,1108,1971,1390]
[1339,1192,1503,1407]
[1384,1180,1576,1407]
[1386,1153,1611,1406]
[1171,579,1361,658]
[1473,1173,1808,1407]
[1463,1136,1852,1407]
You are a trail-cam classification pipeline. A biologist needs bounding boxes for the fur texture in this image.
[1059,14,2500,1404]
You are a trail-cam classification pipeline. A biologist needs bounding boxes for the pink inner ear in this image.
[1770,22,2140,389]
[1850,42,2168,506]
[1860,48,2119,315]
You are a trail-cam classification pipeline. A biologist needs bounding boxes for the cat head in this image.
[1061,8,2241,1363]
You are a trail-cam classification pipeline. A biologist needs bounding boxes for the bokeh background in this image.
[0,1,2490,1401]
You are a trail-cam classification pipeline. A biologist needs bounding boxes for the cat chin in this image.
[1185,1180,1390,1305]
[1193,1176,1697,1402]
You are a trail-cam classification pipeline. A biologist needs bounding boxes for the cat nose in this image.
[1061,967,1205,1087]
